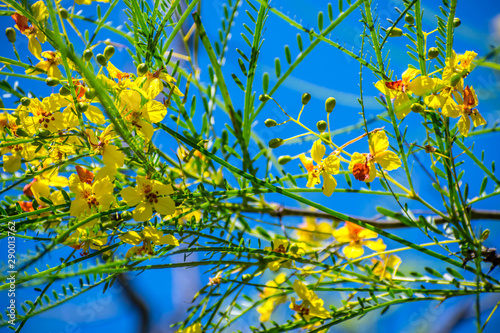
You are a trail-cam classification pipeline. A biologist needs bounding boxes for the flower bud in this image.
[427,47,439,59]
[320,132,330,140]
[388,27,403,37]
[424,145,436,153]
[20,97,31,107]
[301,92,311,105]
[259,94,270,102]
[317,120,327,133]
[411,103,424,113]
[264,118,278,127]
[59,8,69,19]
[59,85,71,96]
[481,229,490,242]
[242,274,252,282]
[325,97,336,113]
[453,18,461,28]
[450,74,462,87]
[404,14,414,25]
[268,138,284,149]
[96,53,107,66]
[278,155,292,165]
[104,45,115,60]
[5,27,16,43]
[137,63,148,76]
[83,49,93,61]
[85,88,96,100]
[46,77,60,87]
[76,102,89,113]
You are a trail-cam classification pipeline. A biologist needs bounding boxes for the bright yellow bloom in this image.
[290,280,330,320]
[332,222,386,259]
[19,94,75,134]
[120,226,179,258]
[442,50,477,82]
[86,125,124,169]
[299,140,339,196]
[100,62,134,91]
[120,176,175,222]
[118,89,168,141]
[175,323,201,333]
[11,1,48,59]
[0,112,19,136]
[257,273,287,322]
[296,216,332,245]
[27,51,62,78]
[69,167,115,217]
[264,239,307,271]
[372,254,402,279]
[1,143,37,173]
[375,67,438,119]
[137,68,184,100]
[442,85,486,137]
[349,131,401,183]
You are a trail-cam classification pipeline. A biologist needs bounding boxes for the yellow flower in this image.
[375,67,438,119]
[120,226,179,258]
[348,131,401,183]
[299,140,339,196]
[120,176,175,222]
[372,254,402,279]
[166,207,202,225]
[86,125,124,169]
[69,166,115,218]
[1,143,37,173]
[118,89,168,141]
[0,112,19,137]
[27,51,62,78]
[11,1,48,59]
[332,222,386,259]
[264,239,307,271]
[296,216,332,245]
[257,273,287,322]
[175,323,201,333]
[290,280,330,320]
[100,62,134,91]
[442,50,477,82]
[442,85,486,137]
[138,67,184,100]
[64,220,108,255]
[19,94,74,134]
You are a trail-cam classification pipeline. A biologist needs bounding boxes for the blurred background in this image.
[1,0,500,332]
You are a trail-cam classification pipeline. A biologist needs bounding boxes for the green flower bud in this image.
[264,118,278,127]
[38,129,50,137]
[104,45,115,60]
[16,128,29,137]
[268,138,284,149]
[404,14,415,25]
[85,88,96,100]
[317,120,327,133]
[481,229,490,242]
[59,8,69,19]
[20,97,31,107]
[45,77,60,87]
[242,274,252,282]
[388,27,403,37]
[76,102,89,113]
[137,63,148,76]
[5,27,16,43]
[83,49,93,61]
[320,132,330,141]
[96,53,107,66]
[121,211,133,221]
[428,47,439,59]
[325,97,336,113]
[411,103,424,113]
[301,92,311,105]
[59,85,71,96]
[259,94,270,102]
[278,155,292,165]
[450,74,462,87]
[453,17,461,28]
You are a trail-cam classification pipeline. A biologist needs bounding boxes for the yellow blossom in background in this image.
[290,280,330,320]
[64,220,108,255]
[257,273,287,322]
[299,139,339,196]
[100,62,134,91]
[372,255,402,279]
[349,131,401,183]
[375,67,438,119]
[442,85,486,137]
[120,176,175,222]
[332,222,386,259]
[176,322,201,333]
[120,226,179,258]
[19,94,75,134]
[264,239,307,271]
[1,143,37,173]
[442,50,477,82]
[27,51,62,78]
[296,216,332,245]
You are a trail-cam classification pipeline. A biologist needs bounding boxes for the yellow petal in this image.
[154,196,175,215]
[374,80,398,99]
[3,154,21,173]
[323,155,339,174]
[424,94,447,109]
[85,105,106,125]
[407,76,436,96]
[343,244,364,259]
[374,150,401,171]
[103,144,124,168]
[158,234,179,246]
[442,101,461,118]
[120,187,141,206]
[363,238,387,252]
[145,100,167,123]
[332,226,351,243]
[133,202,153,222]
[470,111,486,127]
[401,67,420,83]
[311,140,325,164]
[322,172,336,197]
[393,93,412,120]
[369,131,389,156]
[458,115,470,137]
